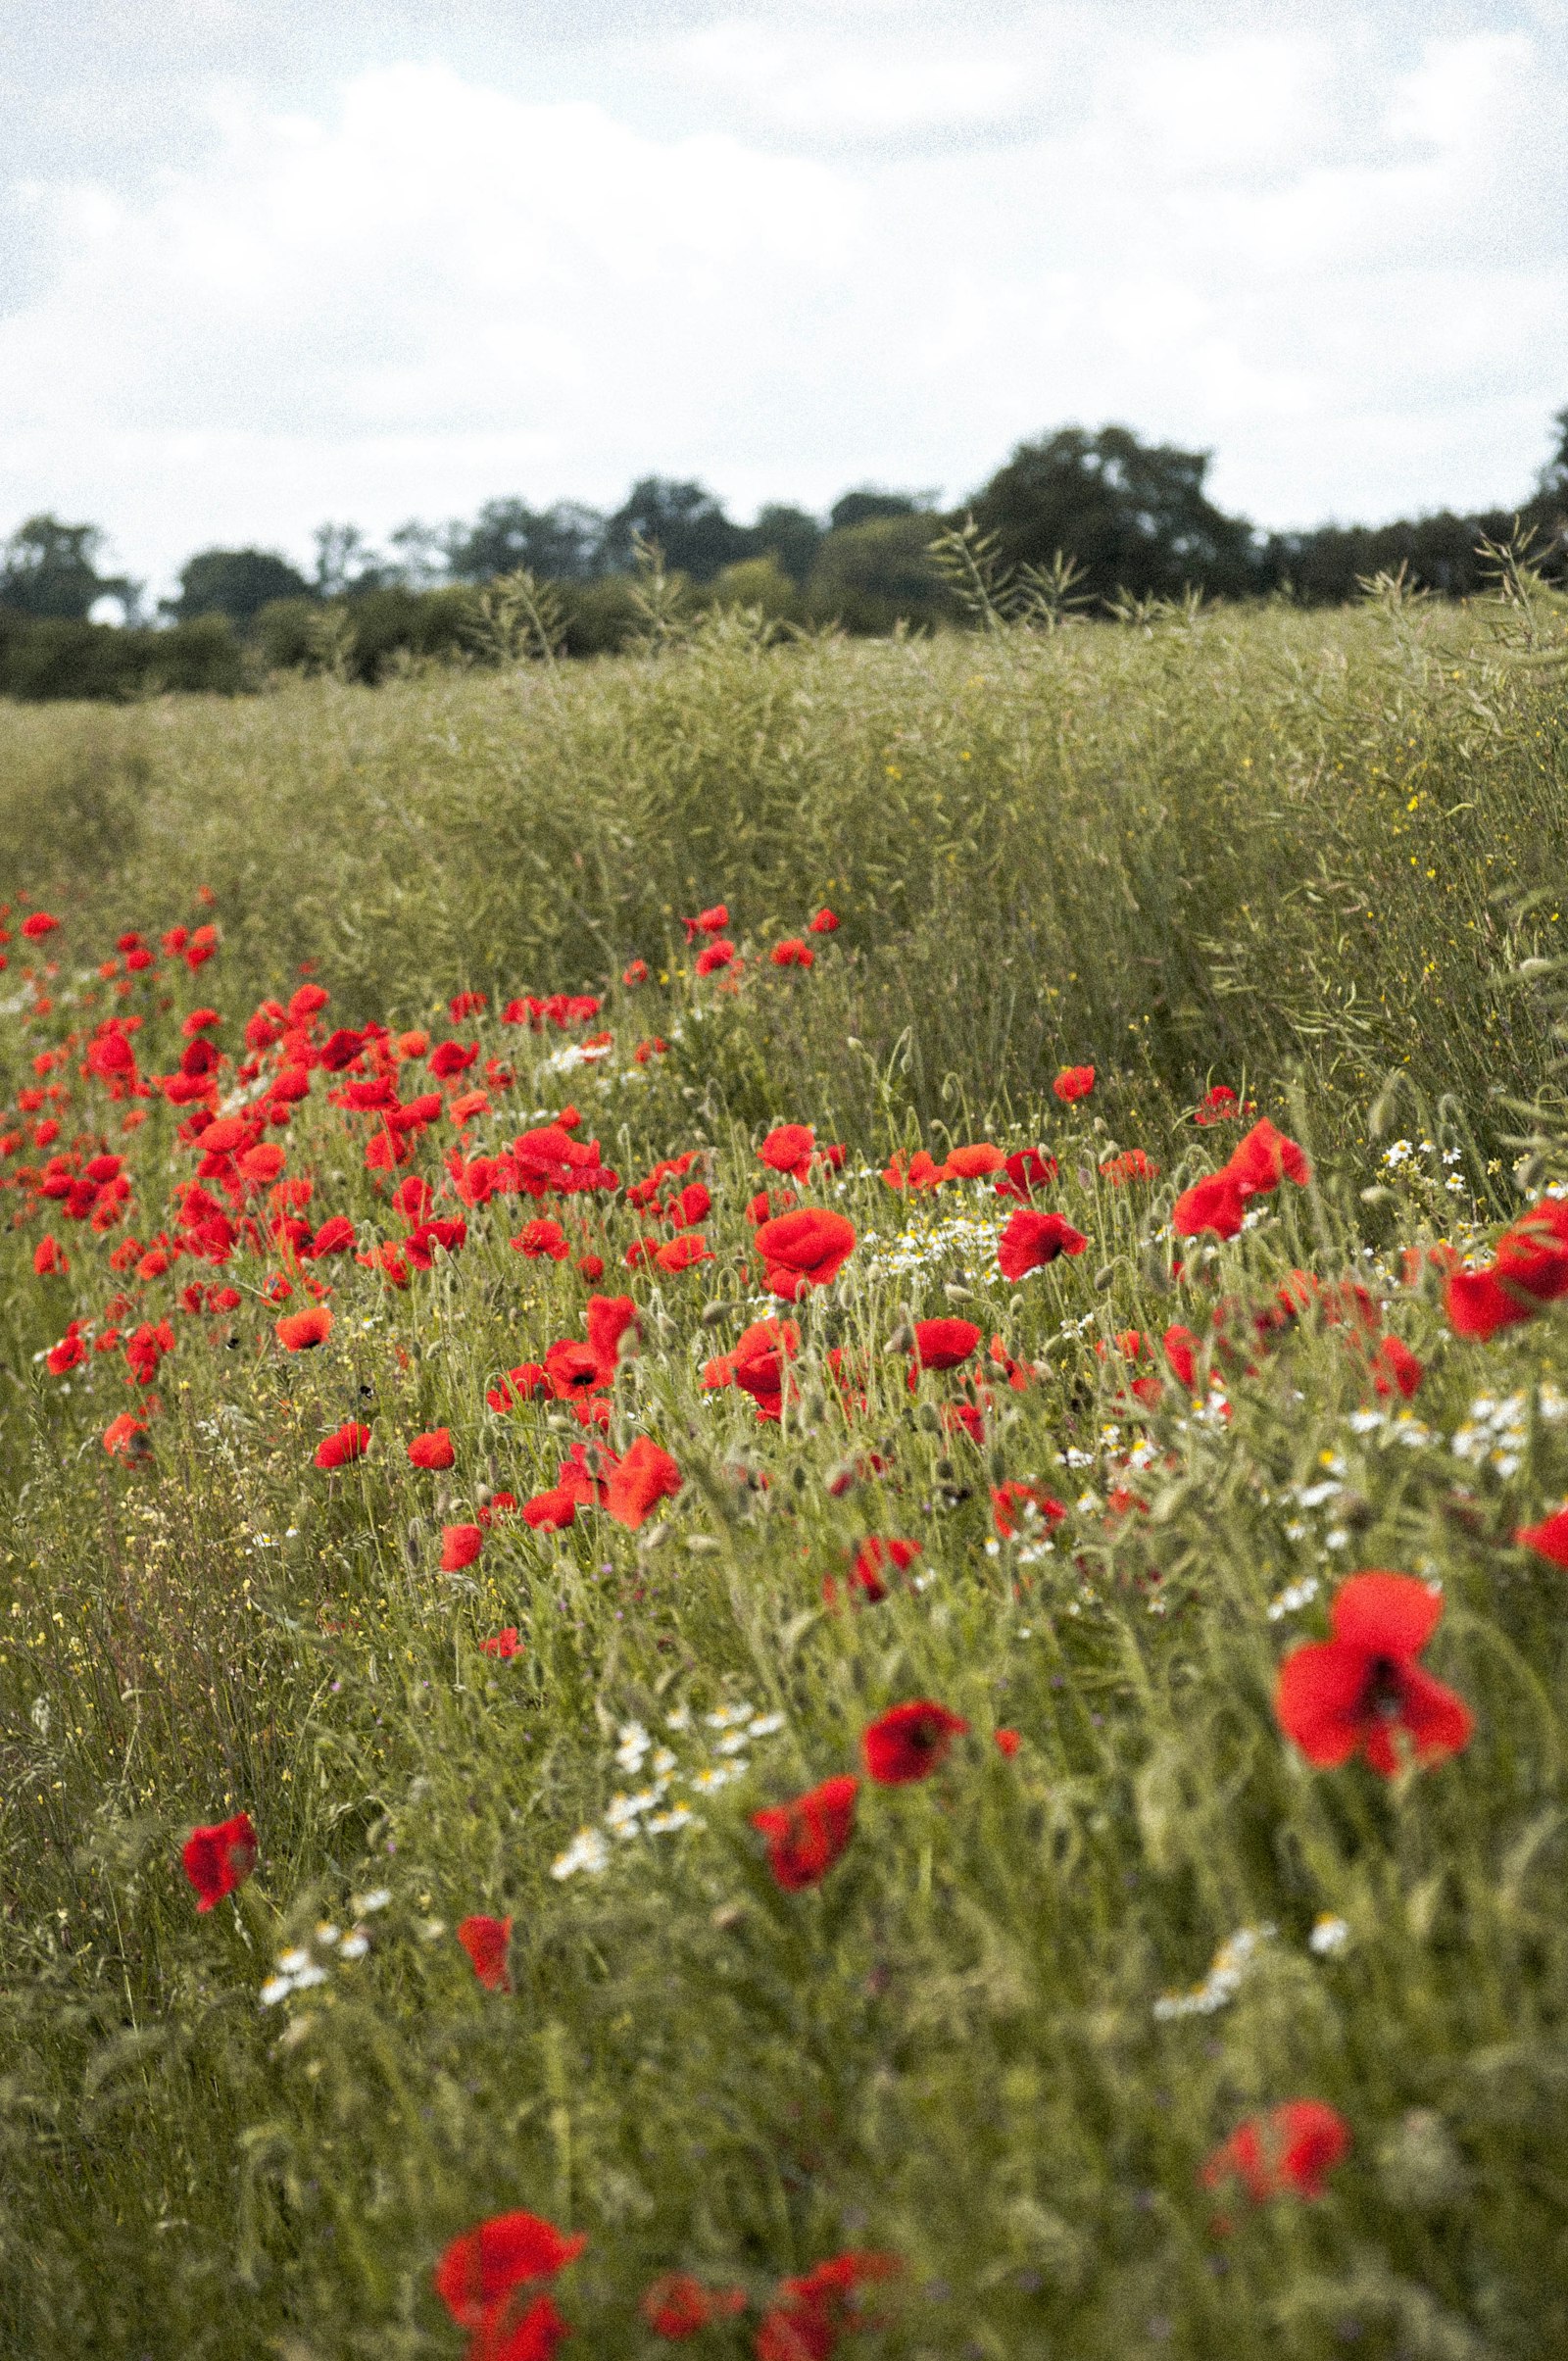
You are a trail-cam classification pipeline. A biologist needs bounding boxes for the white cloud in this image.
[671,19,1028,137]
[1,10,1566,590]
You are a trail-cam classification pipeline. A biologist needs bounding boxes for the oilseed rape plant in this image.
[3,580,1568,2356]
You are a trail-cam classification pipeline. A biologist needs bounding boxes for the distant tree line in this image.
[4,410,1565,698]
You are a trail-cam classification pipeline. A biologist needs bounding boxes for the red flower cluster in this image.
[1202,2100,1350,2212]
[753,1697,978,1891]
[1446,1196,1568,1340]
[640,2274,748,2339]
[433,2211,584,2361]
[756,2250,901,2360]
[1172,1117,1311,1241]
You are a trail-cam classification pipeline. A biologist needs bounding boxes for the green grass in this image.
[2,585,1568,2359]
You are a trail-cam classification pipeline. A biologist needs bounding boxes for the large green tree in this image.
[600,478,756,582]
[445,499,607,584]
[750,503,823,587]
[829,489,928,532]
[968,425,1257,603]
[167,548,312,628]
[0,515,138,620]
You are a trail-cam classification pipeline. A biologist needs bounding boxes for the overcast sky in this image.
[3,0,1566,597]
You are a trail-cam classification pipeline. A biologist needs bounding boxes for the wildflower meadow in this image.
[3,572,1568,2358]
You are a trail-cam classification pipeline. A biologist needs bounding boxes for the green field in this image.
[3,581,1568,2359]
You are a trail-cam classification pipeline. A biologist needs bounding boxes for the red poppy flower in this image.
[655,1234,712,1274]
[480,1626,522,1657]
[513,1217,570,1260]
[1515,1506,1568,1566]
[1371,1335,1424,1399]
[681,904,729,942]
[472,2292,569,2360]
[21,911,60,940]
[276,1305,332,1352]
[103,1412,150,1461]
[1161,1324,1200,1388]
[318,1026,367,1072]
[753,1773,858,1891]
[1171,1169,1248,1241]
[409,1427,456,1469]
[880,1147,945,1192]
[306,1213,357,1259]
[622,959,649,985]
[907,1317,980,1372]
[757,2251,901,2361]
[997,1208,1088,1281]
[605,1436,682,1529]
[759,1122,817,1180]
[994,1146,1058,1201]
[433,2213,587,2328]
[577,1254,604,1281]
[1228,1117,1311,1194]
[1446,1197,1568,1339]
[1175,1117,1310,1240]
[571,1291,628,1372]
[1195,1083,1240,1125]
[755,1206,857,1299]
[640,2273,747,2339]
[707,1315,800,1420]
[405,1215,468,1270]
[441,1523,485,1571]
[1101,1148,1159,1185]
[45,1329,83,1377]
[544,1339,604,1400]
[315,1421,370,1470]
[1275,1571,1473,1778]
[124,1319,175,1385]
[770,937,814,968]
[457,1914,513,1992]
[181,1811,258,1910]
[990,1481,1064,1539]
[942,1399,987,1447]
[32,1236,67,1276]
[808,908,839,932]
[827,1535,921,1606]
[943,1142,1004,1180]
[1201,2099,1350,2206]
[988,1334,1033,1392]
[521,1485,577,1531]
[1053,1063,1095,1102]
[994,1728,1020,1756]
[694,939,736,976]
[861,1699,969,1785]
[87,1029,137,1080]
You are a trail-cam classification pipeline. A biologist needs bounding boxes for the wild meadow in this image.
[3,572,1568,2360]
